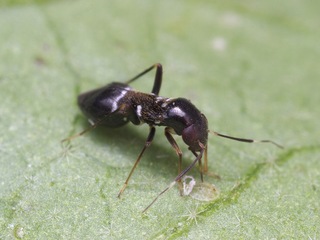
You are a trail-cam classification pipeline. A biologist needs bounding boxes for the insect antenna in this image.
[142,181,176,214]
[142,147,204,213]
[210,131,284,149]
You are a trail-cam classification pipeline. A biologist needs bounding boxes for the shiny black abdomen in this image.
[78,82,132,127]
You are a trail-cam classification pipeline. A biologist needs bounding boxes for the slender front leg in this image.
[118,126,156,198]
[164,127,182,175]
[164,127,183,194]
[191,150,204,182]
[125,63,163,95]
[203,144,208,174]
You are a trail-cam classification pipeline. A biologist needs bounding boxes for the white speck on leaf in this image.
[211,37,227,52]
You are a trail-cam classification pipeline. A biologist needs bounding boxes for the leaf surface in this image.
[0,0,319,239]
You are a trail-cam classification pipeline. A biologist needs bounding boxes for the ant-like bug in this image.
[63,63,283,212]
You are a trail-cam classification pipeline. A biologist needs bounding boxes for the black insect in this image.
[63,63,283,212]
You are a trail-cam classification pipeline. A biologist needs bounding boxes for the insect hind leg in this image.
[61,117,105,143]
[125,63,163,95]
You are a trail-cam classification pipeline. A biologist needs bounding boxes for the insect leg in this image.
[164,127,183,195]
[118,126,156,198]
[191,144,220,180]
[204,144,208,174]
[125,63,163,95]
[61,117,105,143]
[142,147,205,213]
[61,106,126,143]
[191,150,204,182]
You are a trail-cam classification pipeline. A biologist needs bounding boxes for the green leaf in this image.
[1,0,319,239]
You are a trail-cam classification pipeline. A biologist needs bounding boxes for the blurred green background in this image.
[0,0,319,239]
